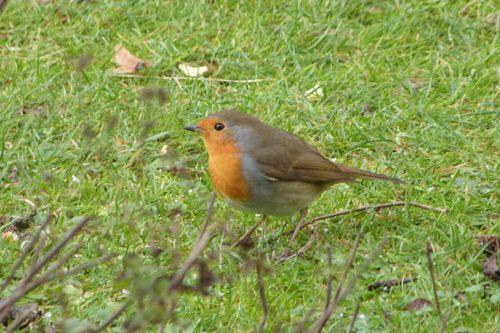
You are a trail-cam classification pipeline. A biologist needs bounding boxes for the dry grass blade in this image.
[426,242,447,333]
[113,73,271,83]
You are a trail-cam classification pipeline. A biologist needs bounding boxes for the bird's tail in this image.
[338,164,405,184]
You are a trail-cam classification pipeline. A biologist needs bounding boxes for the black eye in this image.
[214,123,225,131]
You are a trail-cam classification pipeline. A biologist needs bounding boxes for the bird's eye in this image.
[214,123,225,131]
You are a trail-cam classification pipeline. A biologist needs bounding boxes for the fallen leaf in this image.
[178,62,209,77]
[483,255,500,281]
[477,235,500,255]
[1,231,19,241]
[113,44,150,74]
[407,79,426,92]
[361,103,375,117]
[454,291,467,303]
[403,298,432,311]
[368,277,415,291]
[304,83,324,101]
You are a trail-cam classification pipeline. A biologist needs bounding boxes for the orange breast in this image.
[203,138,251,202]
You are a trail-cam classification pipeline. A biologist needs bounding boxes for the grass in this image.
[1,0,499,331]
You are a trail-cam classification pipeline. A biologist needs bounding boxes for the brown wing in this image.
[251,129,402,184]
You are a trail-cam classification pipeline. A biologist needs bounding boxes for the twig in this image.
[231,216,266,248]
[277,223,318,263]
[426,242,447,333]
[0,0,8,13]
[113,73,272,84]
[0,214,51,294]
[199,192,216,238]
[347,302,360,333]
[324,246,333,310]
[0,217,92,321]
[89,301,132,333]
[286,202,446,236]
[168,193,216,291]
[22,217,92,286]
[256,259,268,333]
[311,234,388,333]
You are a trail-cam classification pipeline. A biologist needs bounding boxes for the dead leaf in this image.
[304,83,323,101]
[403,298,432,311]
[113,44,150,74]
[454,291,467,303]
[407,79,426,92]
[361,103,375,117]
[367,277,415,291]
[483,255,500,281]
[477,235,500,255]
[178,63,209,77]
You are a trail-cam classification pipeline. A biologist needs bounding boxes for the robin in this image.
[185,109,403,253]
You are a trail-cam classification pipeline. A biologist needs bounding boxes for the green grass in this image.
[1,0,499,331]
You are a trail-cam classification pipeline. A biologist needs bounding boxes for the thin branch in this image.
[324,246,333,310]
[0,217,92,320]
[426,242,447,333]
[113,73,272,84]
[0,251,115,323]
[286,202,446,236]
[0,0,8,13]
[22,217,92,286]
[198,192,216,238]
[347,302,360,333]
[256,259,268,333]
[168,193,216,291]
[231,216,266,248]
[88,300,131,333]
[311,235,388,333]
[0,214,51,294]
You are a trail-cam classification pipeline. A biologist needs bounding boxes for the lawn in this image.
[1,0,499,332]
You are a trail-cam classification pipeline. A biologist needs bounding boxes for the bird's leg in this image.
[278,208,308,260]
[231,215,266,248]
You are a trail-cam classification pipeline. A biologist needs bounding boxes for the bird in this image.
[185,109,403,254]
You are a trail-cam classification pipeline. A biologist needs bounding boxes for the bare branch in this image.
[23,217,92,286]
[88,301,131,333]
[311,234,388,333]
[286,202,446,236]
[113,73,271,84]
[324,246,333,310]
[347,302,360,333]
[168,193,216,291]
[0,214,51,294]
[256,259,268,333]
[426,242,447,333]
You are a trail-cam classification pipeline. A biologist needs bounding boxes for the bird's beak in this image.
[184,124,200,132]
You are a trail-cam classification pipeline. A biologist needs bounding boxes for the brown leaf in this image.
[407,79,426,92]
[113,44,150,74]
[483,255,500,281]
[477,235,500,255]
[361,103,375,117]
[403,298,432,311]
[367,277,415,291]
